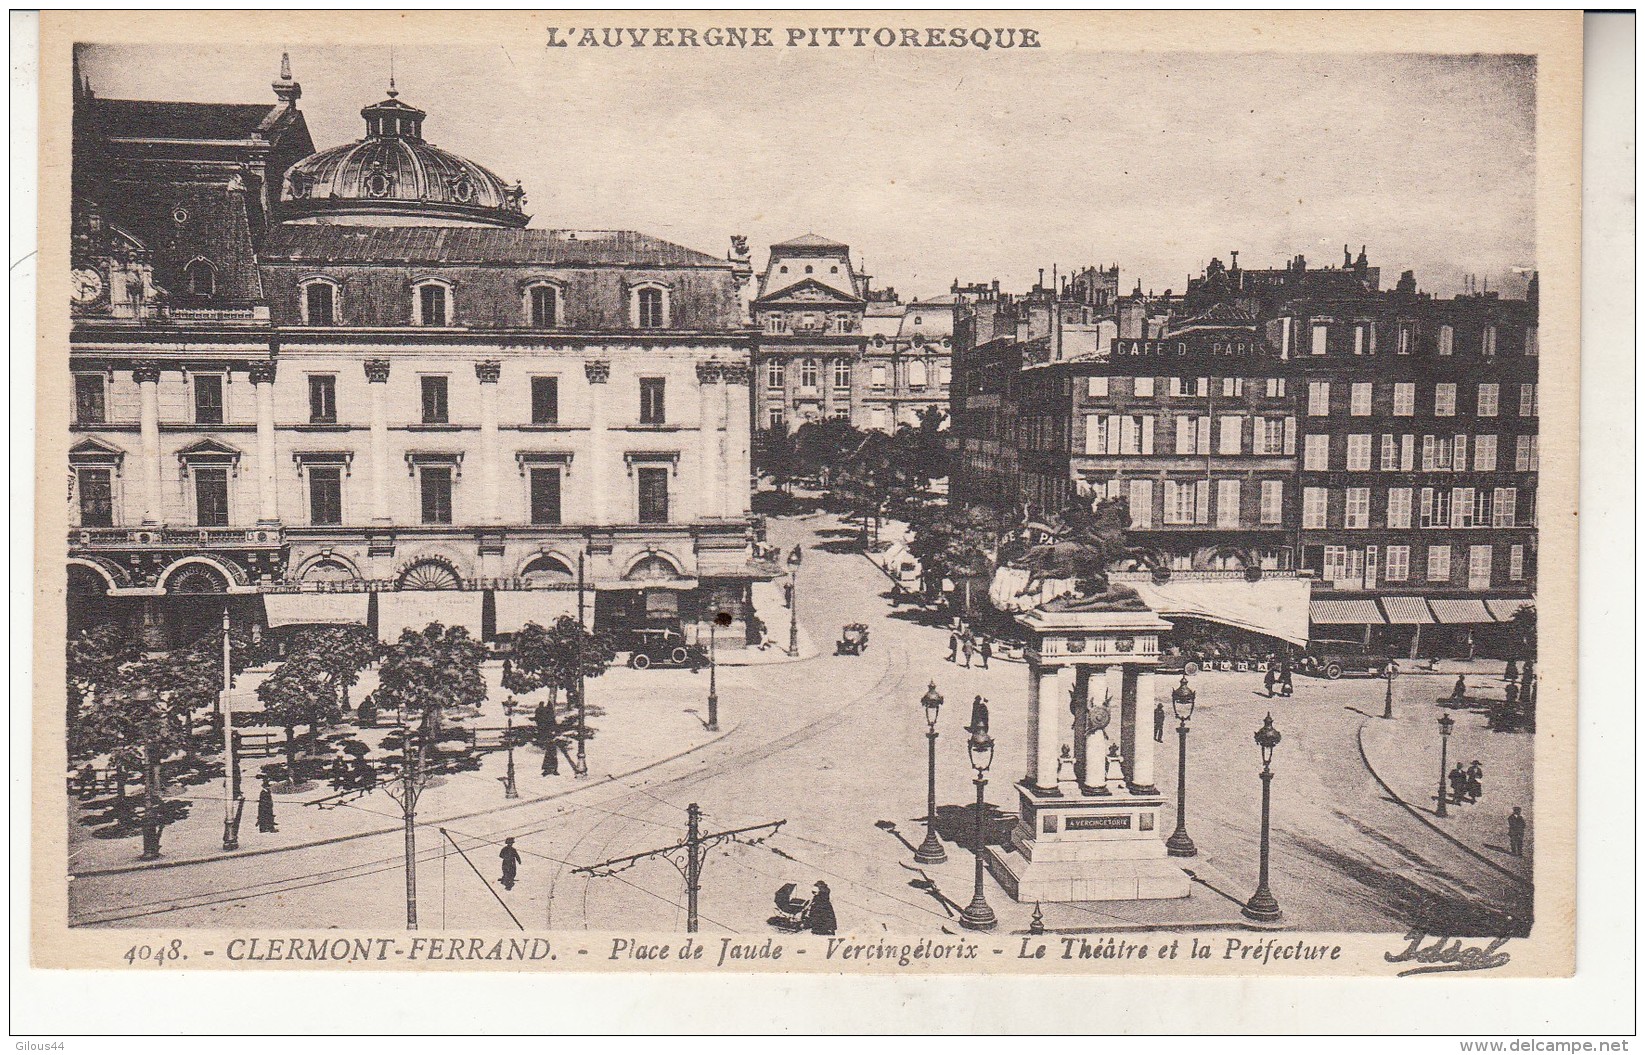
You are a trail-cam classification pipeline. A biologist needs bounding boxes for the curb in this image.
[70,720,742,880]
[1353,718,1529,888]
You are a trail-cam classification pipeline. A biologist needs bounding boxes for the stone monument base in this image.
[984,781,1191,902]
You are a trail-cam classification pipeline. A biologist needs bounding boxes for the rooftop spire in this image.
[272,51,301,104]
[388,47,397,97]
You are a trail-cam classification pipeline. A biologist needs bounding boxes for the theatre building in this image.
[67,59,764,649]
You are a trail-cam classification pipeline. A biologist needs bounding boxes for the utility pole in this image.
[574,803,784,934]
[220,606,240,851]
[575,552,589,778]
[382,724,426,929]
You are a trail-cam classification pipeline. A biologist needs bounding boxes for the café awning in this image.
[1130,577,1312,647]
[1485,598,1533,622]
[377,590,484,642]
[1309,598,1386,625]
[262,592,369,628]
[494,589,583,634]
[1379,596,1435,624]
[1428,598,1495,624]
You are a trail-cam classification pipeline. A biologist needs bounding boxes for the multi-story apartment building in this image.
[67,60,763,649]
[751,236,953,433]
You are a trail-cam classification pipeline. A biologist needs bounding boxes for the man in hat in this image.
[499,837,522,890]
[256,778,278,834]
[1466,760,1485,804]
[1153,698,1167,743]
[966,695,990,737]
[1448,763,1469,807]
[978,636,992,669]
[946,630,960,664]
[1507,807,1527,856]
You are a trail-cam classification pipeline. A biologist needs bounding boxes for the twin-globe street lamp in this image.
[1164,675,1198,858]
[1241,713,1284,924]
[958,715,998,932]
[913,682,948,866]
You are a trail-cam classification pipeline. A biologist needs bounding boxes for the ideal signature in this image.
[1385,928,1513,977]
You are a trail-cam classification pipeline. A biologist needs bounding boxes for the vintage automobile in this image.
[836,623,870,656]
[625,627,707,671]
[1299,639,1397,680]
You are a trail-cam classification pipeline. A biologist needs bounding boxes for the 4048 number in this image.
[123,939,186,966]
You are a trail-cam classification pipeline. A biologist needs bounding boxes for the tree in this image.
[66,621,139,757]
[793,417,865,487]
[890,406,950,492]
[907,503,1007,612]
[299,624,378,715]
[373,622,487,741]
[256,652,338,783]
[506,616,617,709]
[753,426,800,495]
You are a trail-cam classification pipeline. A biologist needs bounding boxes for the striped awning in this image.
[263,592,369,627]
[1428,598,1495,624]
[1379,596,1435,624]
[1485,598,1533,622]
[1310,598,1386,625]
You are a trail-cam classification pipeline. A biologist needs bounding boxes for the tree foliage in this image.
[907,503,1007,594]
[372,622,487,737]
[256,651,339,778]
[753,426,801,493]
[505,616,617,707]
[889,406,950,490]
[66,622,139,755]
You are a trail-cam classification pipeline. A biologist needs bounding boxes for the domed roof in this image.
[277,88,528,228]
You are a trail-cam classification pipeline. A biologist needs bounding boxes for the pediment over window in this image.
[69,438,126,470]
[623,450,681,477]
[176,438,242,476]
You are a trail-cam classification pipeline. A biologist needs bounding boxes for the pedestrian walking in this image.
[961,635,974,669]
[979,637,992,669]
[1279,661,1294,698]
[1263,664,1278,698]
[1507,807,1527,856]
[1505,681,1520,708]
[1466,760,1484,803]
[499,837,522,890]
[947,631,959,664]
[1451,674,1468,700]
[1448,763,1468,806]
[801,880,837,936]
[1153,699,1166,743]
[256,779,277,833]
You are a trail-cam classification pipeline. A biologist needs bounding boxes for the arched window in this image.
[302,279,340,325]
[524,283,560,328]
[413,280,453,326]
[183,258,216,297]
[633,285,668,329]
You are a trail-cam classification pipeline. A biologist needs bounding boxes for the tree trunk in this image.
[284,725,298,786]
[140,745,163,860]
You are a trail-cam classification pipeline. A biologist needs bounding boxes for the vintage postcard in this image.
[32,9,1583,987]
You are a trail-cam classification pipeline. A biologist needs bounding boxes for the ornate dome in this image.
[277,88,528,228]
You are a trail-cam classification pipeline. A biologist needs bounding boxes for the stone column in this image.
[722,362,752,518]
[1027,657,1061,791]
[133,361,162,525]
[584,360,610,524]
[1054,664,1079,784]
[365,359,391,524]
[475,361,502,524]
[250,360,279,524]
[1130,669,1159,793]
[695,360,722,521]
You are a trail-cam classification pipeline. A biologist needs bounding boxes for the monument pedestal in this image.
[986,782,1190,902]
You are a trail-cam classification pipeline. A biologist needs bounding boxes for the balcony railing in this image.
[71,525,284,549]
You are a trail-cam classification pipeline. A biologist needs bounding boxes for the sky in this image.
[79,43,1537,301]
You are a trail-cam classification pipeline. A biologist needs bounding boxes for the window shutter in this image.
[1175,416,1193,454]
[1283,416,1296,455]
[1196,416,1211,455]
[1140,415,1154,454]
[1194,479,1210,524]
[1120,416,1137,454]
[1106,415,1121,455]
[1084,414,1104,456]
[1130,479,1152,528]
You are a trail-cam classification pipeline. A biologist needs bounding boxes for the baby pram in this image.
[769,883,809,932]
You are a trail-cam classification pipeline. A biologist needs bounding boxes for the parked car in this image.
[1300,640,1397,680]
[624,627,707,671]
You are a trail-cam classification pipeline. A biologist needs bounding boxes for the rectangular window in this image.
[1525,328,1538,357]
[1420,487,1454,529]
[903,359,925,390]
[938,364,952,387]
[1284,416,1297,455]
[1265,378,1286,398]
[1163,480,1195,525]
[1196,378,1209,397]
[1303,434,1330,471]
[637,287,665,328]
[1310,323,1328,356]
[195,467,229,527]
[1481,326,1497,358]
[1397,325,1412,356]
[1493,487,1517,528]
[74,374,106,425]
[1393,382,1415,417]
[767,407,785,430]
[1380,434,1398,471]
[1516,435,1538,471]
[1401,434,1414,470]
[871,365,888,390]
[767,360,785,389]
[305,283,336,325]
[1302,486,1328,529]
[1519,384,1538,417]
[1128,479,1153,529]
[1474,434,1497,472]
[1427,544,1451,582]
[194,374,225,425]
[1387,487,1413,528]
[1218,415,1242,454]
[1307,382,1330,416]
[308,465,342,525]
[1453,434,1468,471]
[1134,376,1155,397]
[640,378,667,424]
[1346,434,1372,471]
[1259,480,1283,524]
[1434,383,1456,417]
[1169,377,1184,397]
[529,467,562,525]
[1468,545,1493,589]
[1422,435,1437,472]
[1385,545,1410,582]
[308,375,337,424]
[1087,376,1109,398]
[77,468,113,526]
[1083,415,1106,456]
[1216,479,1241,528]
[637,467,669,524]
[1352,326,1365,356]
[419,285,447,326]
[834,360,852,389]
[797,360,818,391]
[1451,486,1476,528]
[1344,487,1370,529]
[529,286,558,328]
[1221,377,1243,398]
[420,376,449,424]
[1350,383,1372,416]
[1256,418,1285,455]
[1509,545,1525,581]
[420,467,453,525]
[1173,415,1194,455]
[531,377,560,425]
[1477,383,1499,417]
[1438,325,1454,357]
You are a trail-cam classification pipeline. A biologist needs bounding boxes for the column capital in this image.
[249,360,278,385]
[720,362,751,386]
[474,360,502,384]
[364,359,392,383]
[132,360,162,385]
[584,359,611,384]
[695,360,724,384]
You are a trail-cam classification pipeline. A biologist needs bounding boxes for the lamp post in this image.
[220,606,240,851]
[1165,675,1198,858]
[502,697,519,799]
[786,544,803,657]
[958,723,997,931]
[705,619,720,732]
[914,682,947,865]
[1383,662,1396,720]
[1435,711,1455,817]
[1241,713,1283,924]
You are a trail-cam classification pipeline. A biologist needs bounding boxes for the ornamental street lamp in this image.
[958,720,998,932]
[706,618,720,732]
[1241,713,1284,924]
[1436,711,1456,817]
[786,545,803,656]
[913,682,947,865]
[1383,662,1396,720]
[1165,675,1198,858]
[502,697,519,799]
